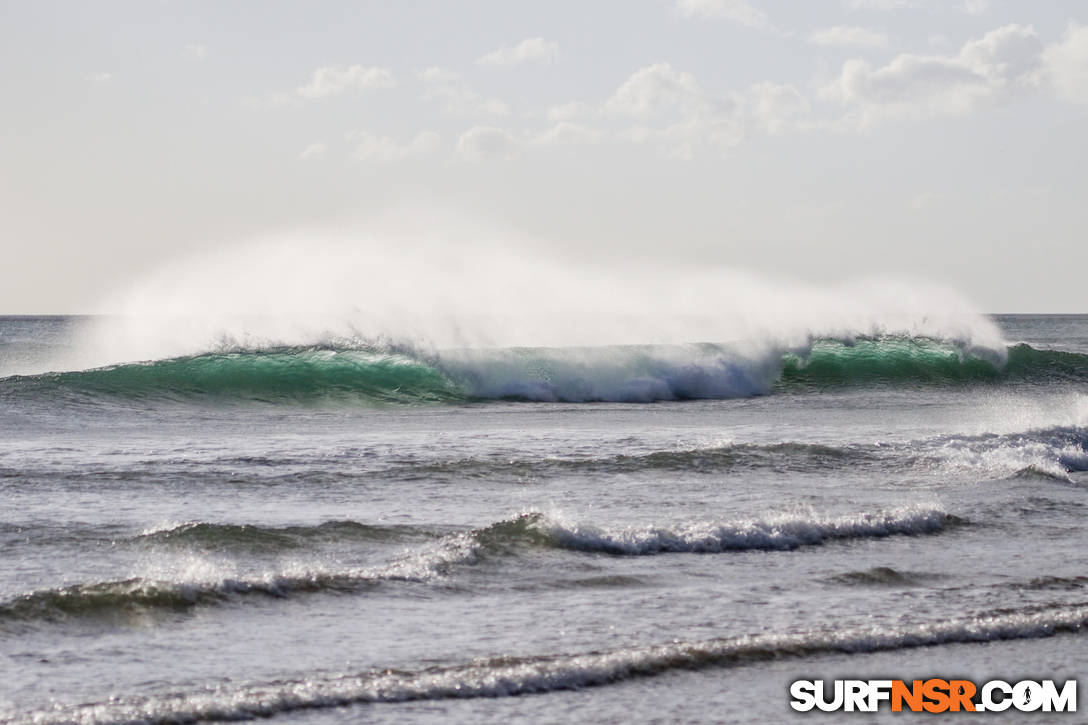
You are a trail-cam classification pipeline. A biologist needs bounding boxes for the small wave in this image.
[399,441,877,481]
[1016,575,1088,592]
[401,428,1088,483]
[0,572,368,625]
[627,441,863,470]
[135,520,427,552]
[505,507,959,555]
[5,336,1082,406]
[1008,465,1077,482]
[0,507,957,626]
[0,529,482,626]
[15,602,1088,725]
[544,574,651,590]
[826,566,940,588]
[0,579,228,622]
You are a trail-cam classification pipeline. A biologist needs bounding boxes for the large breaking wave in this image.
[2,336,1084,404]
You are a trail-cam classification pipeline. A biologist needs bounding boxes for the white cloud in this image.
[416,66,508,116]
[675,0,780,33]
[823,24,1045,125]
[350,130,440,162]
[456,126,519,161]
[296,65,396,99]
[183,44,208,61]
[602,63,808,157]
[911,190,947,210]
[477,38,559,67]
[298,143,328,161]
[962,0,990,15]
[549,74,771,152]
[415,66,461,84]
[422,82,509,116]
[842,0,919,10]
[619,117,745,159]
[242,92,297,109]
[605,63,714,118]
[534,122,604,146]
[547,101,593,121]
[87,72,112,83]
[1042,23,1088,106]
[747,82,810,134]
[808,26,889,49]
[845,0,991,13]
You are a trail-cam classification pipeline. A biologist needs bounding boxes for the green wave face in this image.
[781,338,1088,388]
[780,338,1004,388]
[34,349,466,405]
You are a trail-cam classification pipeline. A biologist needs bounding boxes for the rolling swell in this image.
[0,507,957,626]
[14,602,1088,724]
[398,441,876,481]
[136,520,430,552]
[3,338,1086,404]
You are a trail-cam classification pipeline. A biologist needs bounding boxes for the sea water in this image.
[0,314,1085,723]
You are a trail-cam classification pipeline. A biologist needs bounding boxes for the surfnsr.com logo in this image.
[790,679,1077,713]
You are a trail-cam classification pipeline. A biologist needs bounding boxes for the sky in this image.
[2,0,1087,313]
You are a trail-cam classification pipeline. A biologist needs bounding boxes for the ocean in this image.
[1,313,1086,723]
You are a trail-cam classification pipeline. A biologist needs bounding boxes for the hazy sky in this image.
[2,0,1087,313]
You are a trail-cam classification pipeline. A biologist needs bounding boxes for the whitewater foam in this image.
[922,426,1088,482]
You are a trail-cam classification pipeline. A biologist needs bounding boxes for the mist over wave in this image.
[28,219,1006,376]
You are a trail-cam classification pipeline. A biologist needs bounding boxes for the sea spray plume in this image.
[60,214,1005,377]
